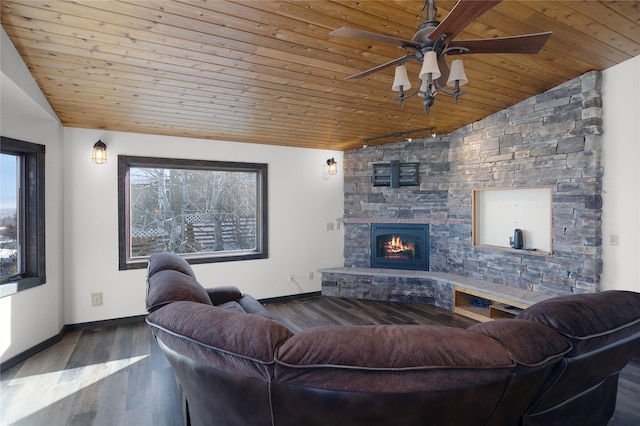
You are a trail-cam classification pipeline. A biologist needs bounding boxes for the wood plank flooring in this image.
[1,296,638,425]
[0,322,182,425]
[264,295,478,332]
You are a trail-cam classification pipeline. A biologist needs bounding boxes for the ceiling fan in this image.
[330,0,552,113]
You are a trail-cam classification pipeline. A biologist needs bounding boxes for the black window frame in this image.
[0,136,46,297]
[118,155,268,270]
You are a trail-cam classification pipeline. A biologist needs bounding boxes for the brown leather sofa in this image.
[145,253,640,426]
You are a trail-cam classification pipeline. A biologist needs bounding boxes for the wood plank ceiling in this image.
[2,1,639,151]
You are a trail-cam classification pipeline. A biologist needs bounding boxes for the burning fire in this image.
[384,236,415,259]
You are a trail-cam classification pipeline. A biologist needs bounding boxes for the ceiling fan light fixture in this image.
[423,94,435,113]
[418,78,428,97]
[391,64,412,91]
[417,77,438,98]
[447,59,468,87]
[418,51,441,80]
[333,0,552,114]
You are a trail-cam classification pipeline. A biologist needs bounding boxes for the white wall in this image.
[601,55,640,291]
[63,128,344,324]
[1,28,65,362]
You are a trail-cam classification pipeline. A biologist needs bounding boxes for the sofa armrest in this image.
[238,295,275,319]
[206,286,242,305]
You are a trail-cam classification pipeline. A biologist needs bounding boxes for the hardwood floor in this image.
[1,296,638,425]
[264,295,478,332]
[0,322,182,425]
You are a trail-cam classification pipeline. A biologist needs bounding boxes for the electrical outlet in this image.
[288,274,294,282]
[308,272,314,280]
[91,292,103,307]
[610,234,619,246]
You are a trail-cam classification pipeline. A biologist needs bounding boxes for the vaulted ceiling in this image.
[2,1,639,151]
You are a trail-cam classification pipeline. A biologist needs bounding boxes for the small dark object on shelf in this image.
[471,298,491,308]
[513,228,523,249]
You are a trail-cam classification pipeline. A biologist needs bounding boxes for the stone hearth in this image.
[320,267,551,312]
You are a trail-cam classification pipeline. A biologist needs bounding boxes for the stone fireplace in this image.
[371,224,429,271]
[336,71,603,298]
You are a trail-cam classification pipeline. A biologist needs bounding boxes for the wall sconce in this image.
[92,140,107,164]
[327,158,338,175]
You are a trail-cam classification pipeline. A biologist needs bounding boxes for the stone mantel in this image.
[339,218,465,225]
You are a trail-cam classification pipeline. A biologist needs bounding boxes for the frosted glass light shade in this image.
[327,158,338,175]
[392,65,411,91]
[447,59,468,87]
[418,51,441,80]
[418,78,429,97]
[92,140,107,164]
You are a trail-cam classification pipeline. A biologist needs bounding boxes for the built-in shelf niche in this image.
[472,186,553,256]
[453,287,529,322]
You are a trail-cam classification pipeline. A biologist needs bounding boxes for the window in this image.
[118,155,268,270]
[0,137,46,297]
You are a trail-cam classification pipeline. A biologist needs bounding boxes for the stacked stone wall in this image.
[343,71,603,296]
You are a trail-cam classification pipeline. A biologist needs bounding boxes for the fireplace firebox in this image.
[370,224,429,271]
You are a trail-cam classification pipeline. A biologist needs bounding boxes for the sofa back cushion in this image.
[146,269,212,312]
[274,325,514,393]
[469,319,571,366]
[516,290,640,356]
[147,301,294,380]
[147,252,196,279]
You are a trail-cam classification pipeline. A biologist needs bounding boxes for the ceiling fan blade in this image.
[436,55,450,88]
[344,56,413,80]
[429,0,502,42]
[330,27,420,48]
[448,32,552,54]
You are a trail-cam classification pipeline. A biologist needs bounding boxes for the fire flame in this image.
[384,236,415,259]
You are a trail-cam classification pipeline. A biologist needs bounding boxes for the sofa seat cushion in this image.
[469,320,571,366]
[147,301,293,379]
[516,290,640,356]
[274,325,514,393]
[146,270,213,313]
